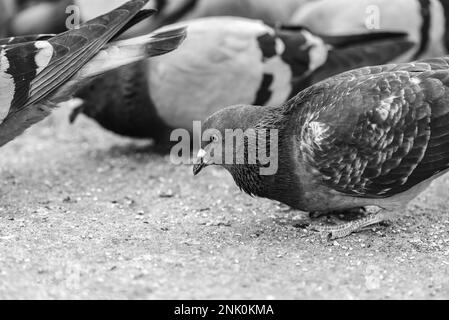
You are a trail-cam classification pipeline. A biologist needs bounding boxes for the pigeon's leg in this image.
[309,208,385,240]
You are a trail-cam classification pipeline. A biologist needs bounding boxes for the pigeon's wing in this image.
[0,0,150,123]
[276,27,414,93]
[270,27,324,92]
[297,56,449,198]
[312,32,415,84]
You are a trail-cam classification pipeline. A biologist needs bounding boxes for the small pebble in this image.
[159,190,175,198]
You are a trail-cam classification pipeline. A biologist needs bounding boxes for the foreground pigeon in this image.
[0,0,186,147]
[194,54,449,239]
[291,0,449,61]
[70,17,413,141]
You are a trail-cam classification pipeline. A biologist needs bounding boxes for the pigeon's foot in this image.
[309,210,386,240]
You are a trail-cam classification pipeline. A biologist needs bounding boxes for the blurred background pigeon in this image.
[74,0,319,30]
[0,0,186,147]
[149,0,318,28]
[9,0,72,35]
[0,0,16,37]
[70,17,413,142]
[194,55,449,239]
[290,0,449,61]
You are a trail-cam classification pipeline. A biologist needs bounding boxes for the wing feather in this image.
[0,35,55,46]
[296,56,449,198]
[1,0,150,119]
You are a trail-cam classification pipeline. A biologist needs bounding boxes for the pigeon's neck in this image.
[227,124,303,208]
[229,164,267,197]
[229,164,300,207]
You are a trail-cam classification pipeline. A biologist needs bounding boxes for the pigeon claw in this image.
[309,212,386,240]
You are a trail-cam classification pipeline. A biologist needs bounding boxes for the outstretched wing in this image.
[0,0,150,124]
[297,56,449,198]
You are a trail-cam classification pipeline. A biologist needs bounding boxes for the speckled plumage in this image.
[298,57,449,200]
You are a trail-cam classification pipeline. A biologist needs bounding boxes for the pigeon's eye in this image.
[211,135,219,143]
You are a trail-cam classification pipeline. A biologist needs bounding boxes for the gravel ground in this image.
[0,106,449,300]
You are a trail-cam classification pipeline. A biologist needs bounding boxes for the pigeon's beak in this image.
[193,149,209,176]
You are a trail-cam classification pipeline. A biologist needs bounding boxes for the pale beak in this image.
[193,149,208,176]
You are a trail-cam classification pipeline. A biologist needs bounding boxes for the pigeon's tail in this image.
[311,32,415,84]
[74,26,187,80]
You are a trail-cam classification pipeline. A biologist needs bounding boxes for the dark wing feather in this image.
[312,36,414,84]
[112,9,156,40]
[296,56,449,198]
[2,0,150,118]
[274,28,414,95]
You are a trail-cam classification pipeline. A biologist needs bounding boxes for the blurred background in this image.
[1,0,447,60]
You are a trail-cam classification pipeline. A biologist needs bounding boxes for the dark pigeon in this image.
[194,55,449,239]
[0,0,187,147]
[70,17,414,143]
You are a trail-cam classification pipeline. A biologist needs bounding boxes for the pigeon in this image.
[0,0,187,148]
[193,54,449,239]
[290,0,449,61]
[70,16,414,142]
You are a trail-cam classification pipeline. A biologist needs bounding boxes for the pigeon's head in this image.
[193,104,273,176]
